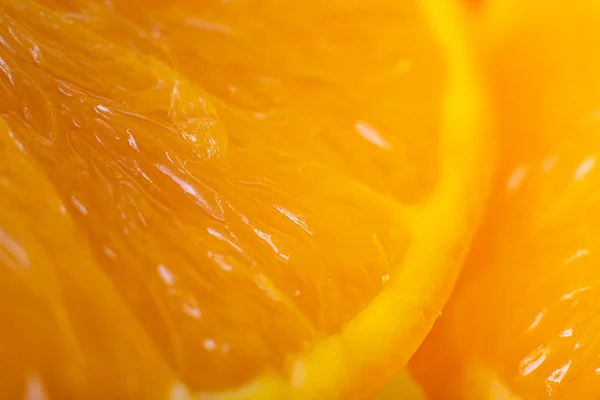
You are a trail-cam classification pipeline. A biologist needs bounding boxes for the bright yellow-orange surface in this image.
[0,0,490,398]
[411,1,600,398]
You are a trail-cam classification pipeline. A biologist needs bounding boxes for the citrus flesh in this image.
[411,1,600,398]
[0,117,174,398]
[0,0,490,398]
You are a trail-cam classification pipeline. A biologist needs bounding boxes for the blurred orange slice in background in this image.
[411,0,600,398]
[0,0,491,398]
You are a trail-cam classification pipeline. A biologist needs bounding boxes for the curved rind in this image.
[195,0,495,398]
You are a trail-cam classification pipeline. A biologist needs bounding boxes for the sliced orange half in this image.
[411,1,600,398]
[0,0,492,398]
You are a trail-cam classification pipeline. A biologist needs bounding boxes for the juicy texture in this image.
[0,117,174,399]
[0,0,451,395]
[411,1,600,398]
[107,0,444,204]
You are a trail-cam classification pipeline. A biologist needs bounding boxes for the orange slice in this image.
[411,1,600,398]
[0,0,491,398]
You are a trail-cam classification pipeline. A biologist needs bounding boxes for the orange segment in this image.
[411,1,600,398]
[0,117,174,398]
[56,0,445,204]
[0,0,491,397]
